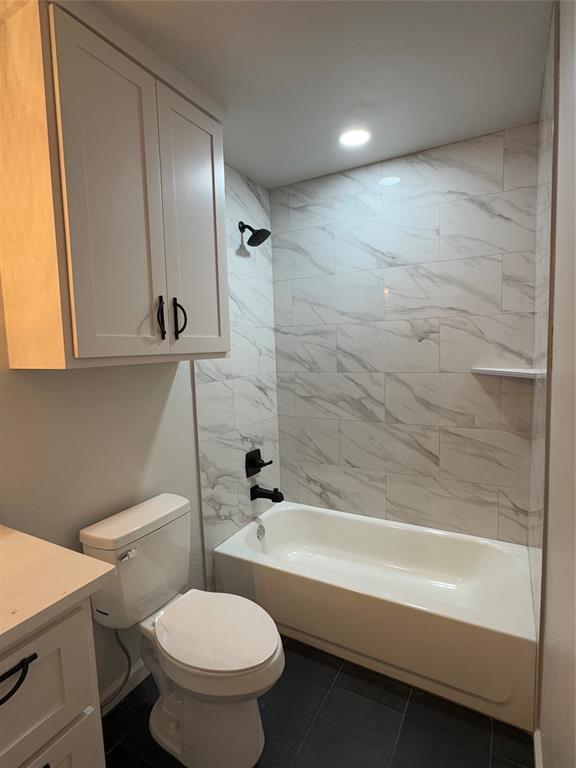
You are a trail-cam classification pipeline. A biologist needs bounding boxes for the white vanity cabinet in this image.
[0,1,228,369]
[0,605,103,768]
[0,525,115,768]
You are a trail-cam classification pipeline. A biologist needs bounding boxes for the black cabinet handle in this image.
[0,653,38,706]
[172,298,188,340]
[156,295,166,340]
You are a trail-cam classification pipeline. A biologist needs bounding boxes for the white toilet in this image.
[80,494,285,768]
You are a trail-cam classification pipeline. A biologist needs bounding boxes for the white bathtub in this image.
[214,501,536,730]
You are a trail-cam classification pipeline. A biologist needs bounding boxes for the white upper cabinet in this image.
[51,10,169,358]
[0,2,228,368]
[157,83,228,355]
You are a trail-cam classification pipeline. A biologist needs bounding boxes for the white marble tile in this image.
[385,372,500,428]
[289,163,383,229]
[333,205,439,271]
[533,307,549,369]
[270,187,290,234]
[383,256,502,320]
[502,251,535,313]
[337,319,439,373]
[340,421,439,475]
[276,325,338,372]
[278,416,339,465]
[500,377,534,433]
[229,273,275,328]
[504,124,539,191]
[195,330,253,384]
[386,473,499,539]
[378,133,503,211]
[501,377,534,396]
[439,313,534,371]
[236,414,280,454]
[498,488,529,545]
[196,326,275,383]
[440,428,530,487]
[195,380,235,442]
[294,372,386,421]
[292,271,384,325]
[274,280,293,326]
[199,430,242,518]
[530,377,547,436]
[298,463,387,519]
[232,374,277,429]
[254,327,277,373]
[201,417,280,521]
[277,373,296,416]
[204,517,243,562]
[535,193,552,315]
[225,164,270,230]
[280,456,299,500]
[529,430,546,563]
[439,187,537,259]
[273,226,334,281]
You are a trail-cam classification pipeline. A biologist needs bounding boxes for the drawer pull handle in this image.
[0,652,38,706]
[156,295,166,340]
[172,298,188,340]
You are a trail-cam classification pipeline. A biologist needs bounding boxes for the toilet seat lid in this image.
[155,590,279,673]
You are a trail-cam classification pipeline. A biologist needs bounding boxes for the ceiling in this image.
[100,1,552,189]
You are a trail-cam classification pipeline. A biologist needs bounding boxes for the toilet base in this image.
[149,692,265,768]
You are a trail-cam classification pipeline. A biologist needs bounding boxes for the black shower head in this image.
[238,221,271,247]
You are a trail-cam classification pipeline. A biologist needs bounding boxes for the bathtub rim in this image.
[214,501,536,643]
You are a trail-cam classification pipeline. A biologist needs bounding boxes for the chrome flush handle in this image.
[117,548,137,563]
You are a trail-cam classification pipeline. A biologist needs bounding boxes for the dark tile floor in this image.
[104,638,535,768]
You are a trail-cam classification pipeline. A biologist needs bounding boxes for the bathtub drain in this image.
[256,524,266,541]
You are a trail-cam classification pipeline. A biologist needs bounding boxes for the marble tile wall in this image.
[271,127,540,546]
[195,166,279,583]
[528,13,556,631]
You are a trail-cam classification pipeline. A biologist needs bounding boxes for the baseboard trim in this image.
[100,659,150,716]
[534,729,544,768]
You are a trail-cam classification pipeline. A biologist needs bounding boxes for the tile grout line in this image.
[489,718,495,768]
[117,740,158,768]
[386,686,413,768]
[286,661,344,768]
[103,701,140,756]
[334,684,413,718]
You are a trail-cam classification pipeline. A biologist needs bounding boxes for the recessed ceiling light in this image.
[380,176,402,186]
[339,129,372,148]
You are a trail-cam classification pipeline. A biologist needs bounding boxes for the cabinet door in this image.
[50,7,169,358]
[157,83,229,354]
[21,707,104,768]
[0,607,96,768]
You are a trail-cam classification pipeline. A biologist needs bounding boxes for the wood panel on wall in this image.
[0,0,67,368]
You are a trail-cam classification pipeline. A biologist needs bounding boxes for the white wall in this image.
[0,297,204,693]
[538,2,576,765]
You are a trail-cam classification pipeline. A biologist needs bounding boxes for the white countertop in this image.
[0,525,115,653]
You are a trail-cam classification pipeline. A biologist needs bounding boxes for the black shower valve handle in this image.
[245,448,274,478]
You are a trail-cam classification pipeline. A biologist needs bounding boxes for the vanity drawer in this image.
[20,707,104,768]
[0,606,96,768]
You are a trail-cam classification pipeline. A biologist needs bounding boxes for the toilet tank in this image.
[80,494,191,629]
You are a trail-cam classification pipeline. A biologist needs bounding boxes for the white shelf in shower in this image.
[471,366,546,379]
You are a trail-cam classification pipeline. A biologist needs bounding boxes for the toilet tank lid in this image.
[79,494,190,551]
